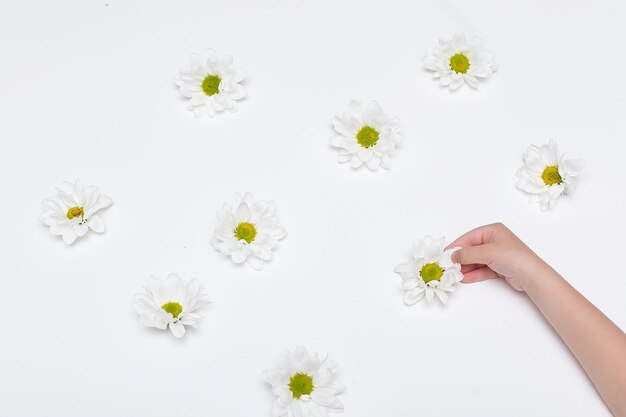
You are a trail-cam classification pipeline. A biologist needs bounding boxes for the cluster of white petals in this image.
[211,192,287,270]
[134,273,211,338]
[331,100,402,171]
[39,179,112,245]
[424,32,497,90]
[264,346,344,417]
[176,50,246,117]
[516,140,585,210]
[394,236,463,305]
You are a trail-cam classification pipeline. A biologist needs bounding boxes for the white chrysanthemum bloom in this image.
[424,32,497,90]
[39,179,112,245]
[134,273,211,338]
[211,192,287,271]
[516,140,585,211]
[263,346,345,417]
[175,50,246,118]
[330,100,402,171]
[394,236,463,305]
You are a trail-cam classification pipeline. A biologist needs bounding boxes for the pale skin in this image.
[446,223,626,416]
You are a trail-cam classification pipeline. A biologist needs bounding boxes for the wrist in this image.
[519,257,560,294]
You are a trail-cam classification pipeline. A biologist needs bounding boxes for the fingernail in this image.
[450,246,462,263]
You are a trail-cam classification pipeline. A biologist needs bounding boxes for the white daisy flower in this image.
[263,346,345,417]
[424,32,497,90]
[175,50,246,118]
[211,192,287,271]
[516,139,585,211]
[39,179,112,245]
[134,273,211,338]
[394,236,463,305]
[330,100,402,171]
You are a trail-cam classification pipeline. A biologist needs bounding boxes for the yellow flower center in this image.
[449,53,470,74]
[541,165,562,186]
[289,373,314,398]
[161,302,183,319]
[356,125,380,148]
[420,262,444,283]
[66,206,84,220]
[201,74,221,96]
[234,222,257,244]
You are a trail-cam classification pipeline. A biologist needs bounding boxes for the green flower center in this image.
[201,74,221,96]
[161,302,183,319]
[541,165,562,186]
[234,222,257,244]
[356,125,380,148]
[449,53,470,74]
[289,373,313,398]
[420,262,444,284]
[66,206,84,220]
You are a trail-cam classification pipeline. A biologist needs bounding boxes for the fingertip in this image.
[449,246,462,257]
[460,263,480,274]
[461,276,488,284]
[451,248,462,264]
[444,237,463,250]
[462,267,498,283]
[461,277,490,284]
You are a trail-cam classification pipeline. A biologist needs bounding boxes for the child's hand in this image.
[448,223,626,415]
[446,223,549,292]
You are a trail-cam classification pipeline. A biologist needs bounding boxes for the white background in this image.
[1,0,625,416]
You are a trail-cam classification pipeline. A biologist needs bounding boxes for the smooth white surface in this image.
[1,0,625,416]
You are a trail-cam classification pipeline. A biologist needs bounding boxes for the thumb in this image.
[452,244,495,266]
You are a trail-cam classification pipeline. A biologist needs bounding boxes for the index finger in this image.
[445,223,499,251]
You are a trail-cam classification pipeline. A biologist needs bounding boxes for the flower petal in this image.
[169,321,186,338]
[87,215,105,233]
[246,255,264,271]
